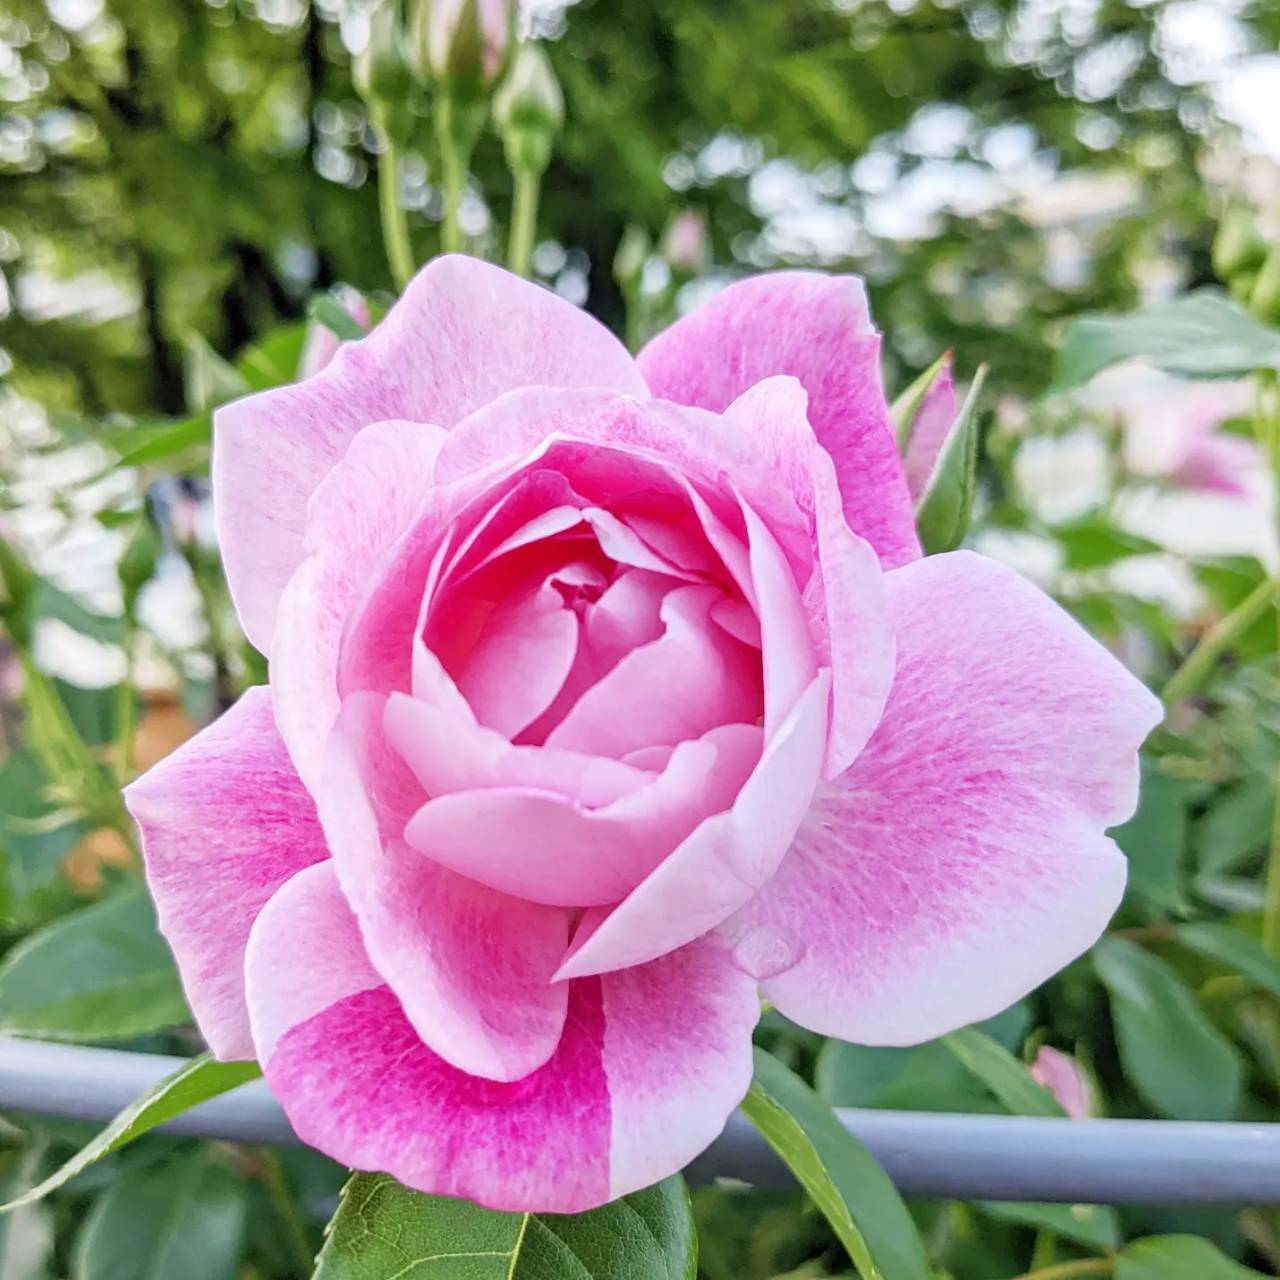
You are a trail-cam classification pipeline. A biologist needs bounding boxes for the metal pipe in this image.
[3,1039,1279,1204]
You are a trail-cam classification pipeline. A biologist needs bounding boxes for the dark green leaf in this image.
[1116,1234,1267,1279]
[1174,922,1280,998]
[914,364,986,555]
[0,887,190,1042]
[1112,766,1194,914]
[815,1040,1001,1114]
[71,1154,248,1280]
[1093,937,1243,1120]
[974,1200,1120,1251]
[1051,290,1280,392]
[314,1172,698,1279]
[940,1028,1065,1117]
[1,1054,261,1211]
[741,1048,930,1280]
[1195,780,1273,876]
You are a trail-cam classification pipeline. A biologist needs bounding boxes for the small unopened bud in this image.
[1213,205,1267,282]
[1030,1046,1093,1120]
[299,287,371,379]
[413,0,512,94]
[354,2,414,111]
[494,43,562,175]
[661,210,708,277]
[119,518,160,611]
[613,225,650,292]
[1249,244,1280,326]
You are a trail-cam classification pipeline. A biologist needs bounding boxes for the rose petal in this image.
[215,255,645,651]
[733,551,1163,1044]
[316,695,572,1082]
[248,861,759,1212]
[123,688,328,1060]
[638,271,920,568]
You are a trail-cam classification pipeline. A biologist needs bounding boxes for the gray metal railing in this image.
[2,1039,1278,1204]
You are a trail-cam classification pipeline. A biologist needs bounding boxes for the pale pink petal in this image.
[902,354,957,500]
[1173,434,1255,497]
[734,551,1163,1044]
[214,255,645,651]
[385,692,654,807]
[403,724,762,906]
[722,377,896,777]
[581,507,699,579]
[555,670,830,979]
[1030,1047,1093,1120]
[316,694,571,1082]
[249,868,758,1213]
[638,272,920,567]
[124,688,328,1060]
[271,420,445,792]
[545,584,762,758]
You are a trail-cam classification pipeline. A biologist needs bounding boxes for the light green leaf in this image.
[1195,779,1272,876]
[940,1027,1065,1117]
[0,887,190,1042]
[1093,937,1243,1120]
[1050,289,1280,393]
[235,322,308,391]
[741,1048,930,1280]
[914,364,986,554]
[182,334,249,414]
[1174,922,1280,998]
[1112,766,1194,914]
[0,1147,54,1280]
[307,294,365,343]
[1,1053,261,1211]
[1116,1234,1268,1279]
[313,1172,698,1279]
[108,417,211,472]
[974,1200,1120,1252]
[891,351,951,449]
[71,1154,248,1280]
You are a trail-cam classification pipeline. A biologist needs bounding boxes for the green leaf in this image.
[1093,937,1243,1120]
[1174,922,1280,998]
[235,322,308,391]
[307,294,365,342]
[0,1147,54,1280]
[1112,765,1194,914]
[71,1154,248,1280]
[891,351,951,449]
[0,887,190,1042]
[741,1048,930,1280]
[940,1028,1065,1117]
[1050,290,1280,393]
[974,1200,1120,1252]
[1056,519,1161,571]
[314,1171,697,1279]
[182,334,249,414]
[1,1054,261,1211]
[1195,779,1273,876]
[914,364,986,555]
[1116,1234,1268,1279]
[107,416,211,472]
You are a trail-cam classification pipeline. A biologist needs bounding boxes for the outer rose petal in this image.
[123,688,328,1060]
[272,420,446,792]
[215,255,646,651]
[317,694,571,1083]
[637,271,920,568]
[733,551,1163,1044]
[246,862,760,1213]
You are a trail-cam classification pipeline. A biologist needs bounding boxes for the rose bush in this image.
[125,255,1160,1213]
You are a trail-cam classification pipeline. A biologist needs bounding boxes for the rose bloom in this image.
[126,257,1160,1212]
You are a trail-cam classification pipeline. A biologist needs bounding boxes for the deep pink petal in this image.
[638,271,920,567]
[314,695,571,1082]
[555,670,830,978]
[214,255,645,651]
[271,420,445,792]
[247,862,759,1212]
[124,688,328,1060]
[734,551,1163,1044]
[403,724,762,906]
[902,354,957,500]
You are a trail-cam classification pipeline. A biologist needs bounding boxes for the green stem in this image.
[1029,1229,1058,1271]
[1161,575,1280,707]
[257,1147,313,1277]
[1015,1259,1113,1280]
[113,617,136,786]
[377,140,414,290]
[436,94,474,255]
[508,165,541,277]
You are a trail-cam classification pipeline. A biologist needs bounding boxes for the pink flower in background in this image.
[425,0,511,85]
[297,288,370,380]
[1087,363,1257,498]
[1031,1046,1093,1120]
[125,256,1159,1212]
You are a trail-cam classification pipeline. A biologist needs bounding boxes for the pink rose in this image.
[1031,1046,1093,1120]
[125,257,1160,1212]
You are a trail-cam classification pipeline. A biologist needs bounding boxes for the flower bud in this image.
[413,0,512,94]
[1212,204,1267,282]
[661,210,708,277]
[354,1,414,113]
[1030,1046,1093,1120]
[299,288,371,380]
[1249,243,1280,326]
[613,224,650,292]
